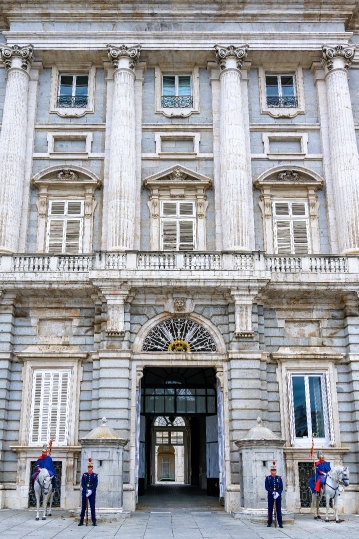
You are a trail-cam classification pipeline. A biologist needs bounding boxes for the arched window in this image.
[142,317,217,352]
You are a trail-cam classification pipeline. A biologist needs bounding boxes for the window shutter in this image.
[65,219,82,253]
[275,220,292,254]
[179,202,194,216]
[30,371,71,446]
[67,201,83,215]
[179,220,194,250]
[162,220,177,250]
[292,220,309,254]
[47,220,65,253]
[49,201,66,215]
[274,202,290,216]
[162,202,177,216]
[291,202,306,216]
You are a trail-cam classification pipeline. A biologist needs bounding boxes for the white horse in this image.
[34,468,54,521]
[312,466,349,523]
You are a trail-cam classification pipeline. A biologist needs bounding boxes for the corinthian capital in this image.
[107,44,141,70]
[322,44,355,71]
[214,44,248,70]
[0,44,34,71]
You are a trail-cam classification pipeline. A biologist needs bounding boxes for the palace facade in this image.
[0,0,358,515]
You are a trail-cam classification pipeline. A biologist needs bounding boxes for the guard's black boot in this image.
[78,521,84,526]
[92,522,97,526]
[279,525,284,528]
[267,524,271,527]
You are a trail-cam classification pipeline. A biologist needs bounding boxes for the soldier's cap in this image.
[270,461,277,471]
[88,457,93,468]
[42,443,48,453]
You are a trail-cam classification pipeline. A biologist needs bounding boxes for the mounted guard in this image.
[31,441,58,490]
[309,451,331,496]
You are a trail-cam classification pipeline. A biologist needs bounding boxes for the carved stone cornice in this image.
[322,44,355,71]
[107,44,141,70]
[0,44,34,71]
[214,44,248,70]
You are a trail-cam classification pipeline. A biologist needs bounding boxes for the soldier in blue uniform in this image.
[32,443,58,489]
[265,461,283,528]
[78,458,98,526]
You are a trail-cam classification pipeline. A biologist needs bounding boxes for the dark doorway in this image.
[137,367,221,506]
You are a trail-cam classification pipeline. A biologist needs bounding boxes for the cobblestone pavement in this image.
[0,509,358,539]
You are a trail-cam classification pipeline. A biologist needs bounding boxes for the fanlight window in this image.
[142,318,217,352]
[154,416,186,427]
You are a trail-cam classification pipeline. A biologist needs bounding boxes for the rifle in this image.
[273,499,277,528]
[86,496,89,526]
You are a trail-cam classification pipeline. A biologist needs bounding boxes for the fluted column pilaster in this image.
[322,44,359,253]
[107,44,140,251]
[0,45,33,252]
[215,44,253,251]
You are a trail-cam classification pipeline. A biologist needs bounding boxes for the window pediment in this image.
[32,165,101,192]
[144,165,212,193]
[254,166,324,191]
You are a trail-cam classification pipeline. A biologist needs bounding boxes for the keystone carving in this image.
[107,44,141,70]
[0,44,34,71]
[277,170,299,182]
[57,169,79,182]
[322,44,355,71]
[214,44,248,70]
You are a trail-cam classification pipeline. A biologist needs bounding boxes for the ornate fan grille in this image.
[142,318,217,352]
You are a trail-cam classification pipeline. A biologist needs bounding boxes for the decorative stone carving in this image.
[168,167,188,182]
[277,170,299,182]
[101,287,131,337]
[56,169,79,182]
[214,44,248,70]
[164,296,195,314]
[107,44,141,70]
[0,44,34,71]
[322,44,355,71]
[231,288,259,338]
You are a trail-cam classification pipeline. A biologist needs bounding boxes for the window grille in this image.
[57,74,88,108]
[266,74,297,108]
[273,201,310,255]
[29,370,71,446]
[160,201,196,251]
[46,200,84,254]
[162,75,192,108]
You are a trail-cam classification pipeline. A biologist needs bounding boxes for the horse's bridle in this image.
[325,471,348,492]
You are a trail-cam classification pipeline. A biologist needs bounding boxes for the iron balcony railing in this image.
[267,96,298,108]
[161,95,193,108]
[57,96,88,108]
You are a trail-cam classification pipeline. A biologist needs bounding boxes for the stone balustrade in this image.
[2,252,356,275]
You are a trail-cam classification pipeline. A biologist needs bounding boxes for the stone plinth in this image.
[235,417,293,522]
[79,417,128,516]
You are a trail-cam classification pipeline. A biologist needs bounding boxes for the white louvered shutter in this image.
[162,221,177,250]
[30,370,71,446]
[46,200,83,254]
[273,201,310,255]
[160,200,196,250]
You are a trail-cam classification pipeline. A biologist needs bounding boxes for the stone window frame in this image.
[32,165,101,254]
[262,132,309,160]
[258,65,305,118]
[49,64,96,118]
[272,347,342,449]
[142,132,212,160]
[254,166,324,255]
[154,66,200,118]
[143,165,212,251]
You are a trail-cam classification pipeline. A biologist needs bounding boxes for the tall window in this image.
[273,200,310,255]
[290,374,330,443]
[160,201,196,251]
[162,75,192,108]
[57,74,88,108]
[29,370,71,445]
[266,74,297,108]
[46,200,84,254]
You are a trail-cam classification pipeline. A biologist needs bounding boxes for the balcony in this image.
[0,252,354,275]
[57,96,88,108]
[161,95,193,108]
[266,96,298,108]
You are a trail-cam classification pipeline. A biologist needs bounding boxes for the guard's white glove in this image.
[272,492,279,500]
[86,489,92,497]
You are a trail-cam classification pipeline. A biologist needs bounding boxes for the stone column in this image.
[322,44,359,253]
[214,45,254,252]
[107,44,141,251]
[0,45,33,253]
